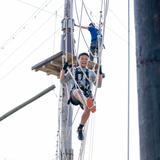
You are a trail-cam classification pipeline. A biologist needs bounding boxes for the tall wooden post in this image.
[60,0,74,159]
[134,0,160,159]
[31,0,75,159]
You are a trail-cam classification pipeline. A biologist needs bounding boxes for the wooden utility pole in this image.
[134,0,160,159]
[59,0,74,159]
[32,0,74,159]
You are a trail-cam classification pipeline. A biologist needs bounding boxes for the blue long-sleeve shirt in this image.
[88,26,100,43]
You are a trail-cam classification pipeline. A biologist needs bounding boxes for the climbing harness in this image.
[74,67,92,97]
[67,67,93,108]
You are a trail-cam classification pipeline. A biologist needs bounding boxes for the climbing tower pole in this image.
[60,0,74,159]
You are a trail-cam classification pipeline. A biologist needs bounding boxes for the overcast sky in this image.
[0,0,139,160]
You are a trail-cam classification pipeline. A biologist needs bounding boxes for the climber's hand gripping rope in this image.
[63,62,72,73]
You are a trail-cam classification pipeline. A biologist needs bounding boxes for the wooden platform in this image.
[32,51,97,78]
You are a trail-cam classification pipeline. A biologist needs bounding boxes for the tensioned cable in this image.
[81,1,99,25]
[17,0,57,15]
[80,0,130,45]
[88,2,109,150]
[0,26,61,81]
[74,0,109,159]
[92,0,107,100]
[0,13,57,67]
[87,2,109,159]
[85,1,110,155]
[0,27,61,81]
[109,8,127,30]
[74,0,86,57]
[81,3,129,36]
[0,0,55,51]
[127,0,130,159]
[81,0,132,47]
[77,3,130,46]
[28,0,53,18]
[79,2,131,160]
[0,32,56,80]
[52,11,57,56]
[74,0,90,52]
[82,0,93,23]
[93,0,109,100]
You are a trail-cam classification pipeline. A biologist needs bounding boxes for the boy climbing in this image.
[60,52,104,140]
[75,23,103,63]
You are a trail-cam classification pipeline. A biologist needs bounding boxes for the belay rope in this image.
[76,0,109,158]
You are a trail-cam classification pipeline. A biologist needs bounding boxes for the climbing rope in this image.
[76,1,109,159]
[58,1,110,160]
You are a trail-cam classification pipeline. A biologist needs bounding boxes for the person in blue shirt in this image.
[75,23,102,63]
